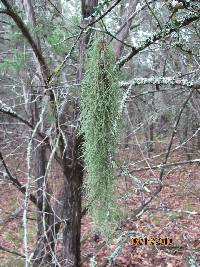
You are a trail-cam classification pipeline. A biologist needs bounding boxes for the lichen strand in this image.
[80,38,122,239]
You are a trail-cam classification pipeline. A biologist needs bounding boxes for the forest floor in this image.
[0,147,200,267]
[81,159,200,267]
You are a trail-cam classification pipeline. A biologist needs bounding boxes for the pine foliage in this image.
[80,37,122,238]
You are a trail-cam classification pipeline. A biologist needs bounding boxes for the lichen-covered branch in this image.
[118,11,200,67]
[121,77,200,89]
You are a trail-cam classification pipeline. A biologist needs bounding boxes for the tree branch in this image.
[0,100,50,141]
[0,207,24,225]
[0,151,38,206]
[130,159,200,173]
[0,8,7,13]
[0,100,63,165]
[117,11,200,68]
[0,100,34,128]
[159,88,195,181]
[124,88,195,223]
[115,1,151,36]
[121,77,200,89]
[0,245,25,258]
[82,0,123,29]
[0,0,49,80]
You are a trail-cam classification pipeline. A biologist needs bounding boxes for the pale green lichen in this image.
[80,37,122,240]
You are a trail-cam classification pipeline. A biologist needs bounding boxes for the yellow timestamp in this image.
[130,237,173,246]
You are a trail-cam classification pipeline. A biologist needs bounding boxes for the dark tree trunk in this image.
[77,0,98,82]
[62,135,83,267]
[61,1,99,265]
[149,122,154,153]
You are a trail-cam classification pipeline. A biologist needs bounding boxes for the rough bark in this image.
[62,135,83,267]
[77,0,98,82]
[62,1,98,265]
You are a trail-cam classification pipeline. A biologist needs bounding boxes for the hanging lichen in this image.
[80,37,122,239]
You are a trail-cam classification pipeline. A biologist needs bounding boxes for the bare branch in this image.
[0,245,25,258]
[0,0,49,80]
[82,0,123,29]
[0,100,34,128]
[0,151,37,206]
[114,0,139,59]
[124,88,196,223]
[159,88,195,181]
[115,0,155,36]
[0,8,7,13]
[130,159,200,173]
[0,207,24,225]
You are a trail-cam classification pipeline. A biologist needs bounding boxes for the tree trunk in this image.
[62,135,83,267]
[149,122,154,153]
[32,101,60,266]
[114,0,138,59]
[61,1,99,265]
[20,1,59,265]
[32,144,51,266]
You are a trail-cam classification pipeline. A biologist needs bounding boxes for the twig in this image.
[0,151,37,206]
[124,89,195,224]
[1,0,49,79]
[117,12,200,68]
[144,0,162,30]
[130,159,200,173]
[159,88,195,181]
[0,245,25,258]
[0,100,62,165]
[82,0,123,30]
[115,0,155,36]
[0,207,24,225]
[101,20,133,48]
